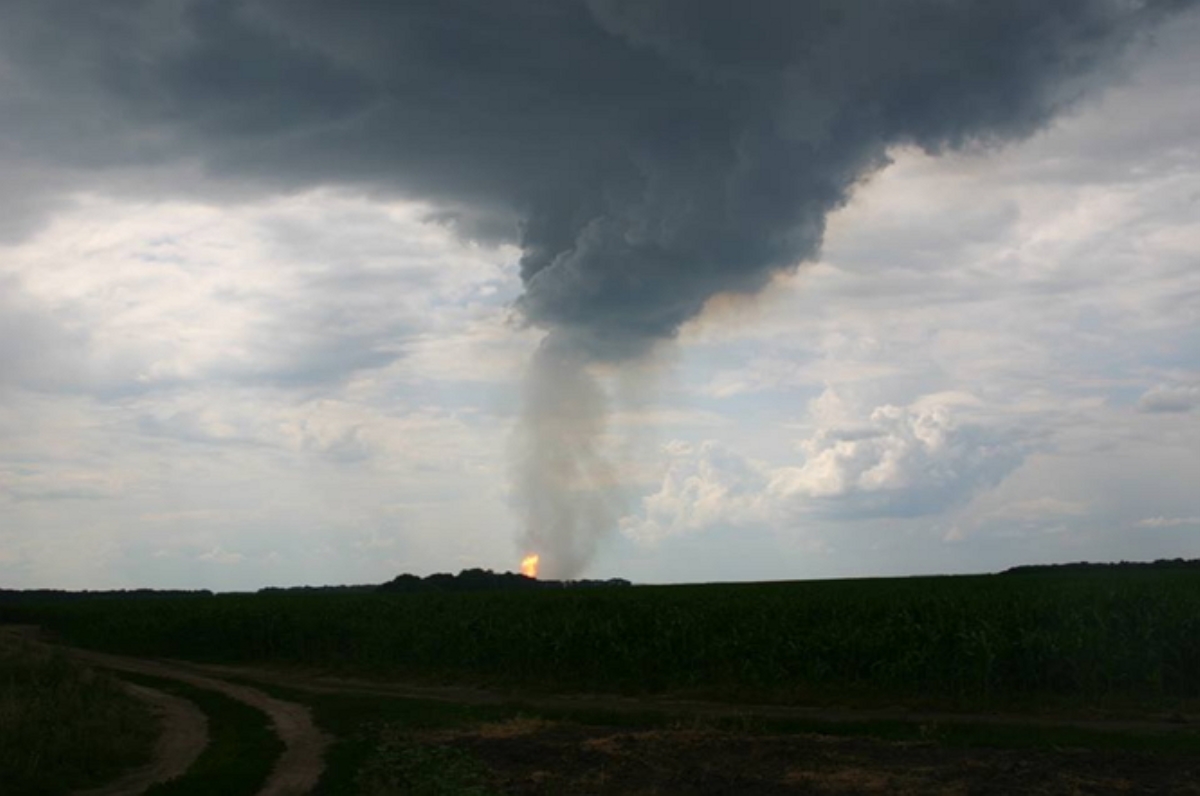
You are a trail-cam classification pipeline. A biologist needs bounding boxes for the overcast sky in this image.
[1,1,1198,589]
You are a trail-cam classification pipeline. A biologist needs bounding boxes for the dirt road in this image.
[69,649,329,796]
[72,682,208,796]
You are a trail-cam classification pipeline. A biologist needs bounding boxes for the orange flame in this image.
[520,554,540,579]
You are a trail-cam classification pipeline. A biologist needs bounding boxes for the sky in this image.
[1,1,1198,589]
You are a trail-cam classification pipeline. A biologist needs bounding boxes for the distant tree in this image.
[1002,558,1200,575]
[376,569,631,593]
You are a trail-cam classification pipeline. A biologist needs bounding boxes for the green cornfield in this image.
[5,569,1200,706]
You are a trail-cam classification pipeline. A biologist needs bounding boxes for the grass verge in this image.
[0,637,156,796]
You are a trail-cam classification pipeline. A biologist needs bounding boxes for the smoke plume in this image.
[515,337,622,579]
[0,0,1194,575]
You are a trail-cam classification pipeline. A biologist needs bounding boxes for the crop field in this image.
[5,567,1200,708]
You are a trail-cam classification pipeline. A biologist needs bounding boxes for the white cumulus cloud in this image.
[622,392,1029,543]
[619,440,772,543]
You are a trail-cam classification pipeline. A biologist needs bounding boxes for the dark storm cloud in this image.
[0,0,1193,357]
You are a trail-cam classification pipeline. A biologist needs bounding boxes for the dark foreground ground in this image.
[430,719,1199,795]
[5,626,1200,795]
[4,565,1200,794]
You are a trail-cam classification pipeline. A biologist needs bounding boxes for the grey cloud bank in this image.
[1138,384,1200,413]
[0,0,1193,356]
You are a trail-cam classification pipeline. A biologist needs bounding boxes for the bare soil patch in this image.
[431,721,1200,795]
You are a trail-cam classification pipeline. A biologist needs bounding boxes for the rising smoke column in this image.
[0,0,1195,576]
[515,337,621,578]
